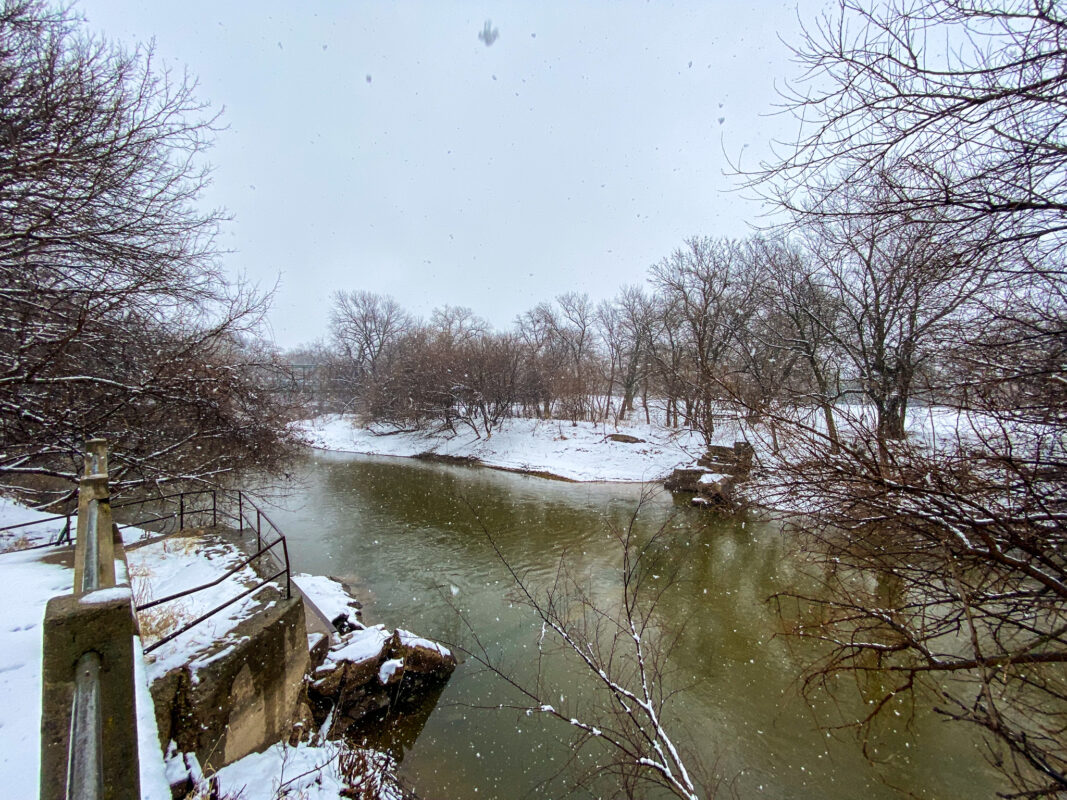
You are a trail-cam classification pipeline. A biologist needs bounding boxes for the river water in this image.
[268,449,999,799]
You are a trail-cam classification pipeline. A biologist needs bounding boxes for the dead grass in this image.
[163,536,202,556]
[138,601,192,645]
[0,534,33,552]
[129,560,193,645]
[337,747,404,800]
[181,776,245,799]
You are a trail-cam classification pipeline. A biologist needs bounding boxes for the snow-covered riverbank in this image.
[298,414,735,482]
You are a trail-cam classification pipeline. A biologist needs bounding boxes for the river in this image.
[267,449,1000,799]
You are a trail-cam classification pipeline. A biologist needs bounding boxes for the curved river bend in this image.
[268,450,999,799]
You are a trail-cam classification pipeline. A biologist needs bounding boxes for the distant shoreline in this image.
[296,413,718,484]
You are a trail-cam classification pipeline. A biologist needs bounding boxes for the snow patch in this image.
[297,414,716,482]
[327,625,391,665]
[292,572,362,624]
[78,586,132,605]
[378,657,403,684]
[397,628,452,657]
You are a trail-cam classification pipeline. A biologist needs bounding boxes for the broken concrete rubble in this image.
[308,622,457,740]
[664,441,754,507]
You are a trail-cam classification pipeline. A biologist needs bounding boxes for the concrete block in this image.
[40,592,140,800]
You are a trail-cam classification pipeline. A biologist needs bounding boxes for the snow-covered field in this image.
[298,414,734,482]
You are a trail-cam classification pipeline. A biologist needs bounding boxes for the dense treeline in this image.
[303,228,979,454]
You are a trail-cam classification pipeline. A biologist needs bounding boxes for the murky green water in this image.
[268,450,1000,799]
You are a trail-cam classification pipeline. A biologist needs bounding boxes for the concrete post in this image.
[83,438,108,480]
[42,437,140,800]
[73,480,116,594]
[40,592,140,800]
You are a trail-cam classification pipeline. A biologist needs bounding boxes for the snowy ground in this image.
[206,741,406,800]
[0,499,171,800]
[0,497,408,799]
[0,500,71,551]
[125,531,277,682]
[298,414,732,482]
[299,404,1022,485]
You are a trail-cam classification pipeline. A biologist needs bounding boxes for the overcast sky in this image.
[77,1,824,348]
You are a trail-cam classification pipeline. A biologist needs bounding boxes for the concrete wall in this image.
[150,588,311,772]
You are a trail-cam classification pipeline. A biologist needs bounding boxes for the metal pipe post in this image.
[66,651,103,800]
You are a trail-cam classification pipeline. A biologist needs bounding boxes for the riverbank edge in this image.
[297,414,712,484]
[410,451,580,482]
[311,445,659,484]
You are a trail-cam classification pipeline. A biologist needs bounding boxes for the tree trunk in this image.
[821,401,840,453]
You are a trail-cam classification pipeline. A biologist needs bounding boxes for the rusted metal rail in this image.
[115,488,293,654]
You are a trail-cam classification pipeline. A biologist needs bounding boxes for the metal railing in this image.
[12,484,296,658]
[0,512,73,549]
[114,488,293,654]
[33,442,298,800]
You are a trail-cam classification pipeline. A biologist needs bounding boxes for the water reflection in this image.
[268,450,1000,799]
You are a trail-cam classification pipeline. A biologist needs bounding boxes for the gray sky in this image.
[77,1,823,348]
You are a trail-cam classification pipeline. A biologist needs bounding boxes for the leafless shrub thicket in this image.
[740,1,1067,795]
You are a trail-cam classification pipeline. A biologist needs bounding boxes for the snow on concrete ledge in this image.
[293,572,362,625]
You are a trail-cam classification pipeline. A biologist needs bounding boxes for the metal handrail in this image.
[10,484,295,657]
[0,513,73,549]
[109,489,216,509]
[142,568,288,654]
[136,536,286,612]
[0,513,69,532]
[122,489,293,654]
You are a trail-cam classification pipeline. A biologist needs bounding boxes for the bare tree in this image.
[644,291,689,429]
[750,238,844,450]
[746,2,1067,794]
[650,237,761,446]
[519,293,599,423]
[449,333,523,438]
[0,1,297,504]
[429,304,489,346]
[613,286,654,423]
[329,290,412,391]
[801,184,993,446]
[752,0,1067,258]
[595,298,624,422]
